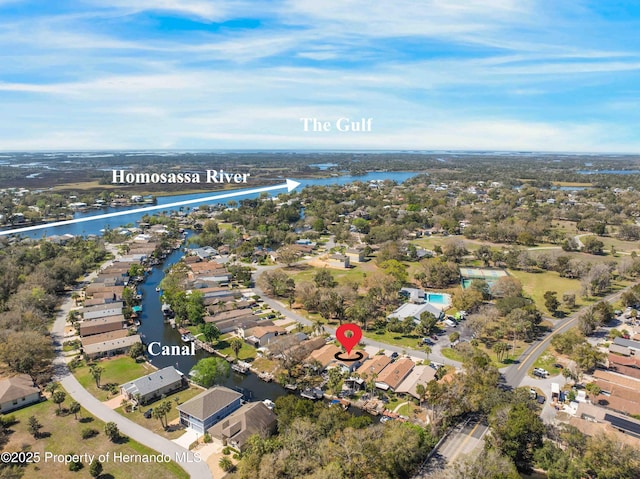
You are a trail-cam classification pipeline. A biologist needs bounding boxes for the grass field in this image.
[116,386,204,440]
[74,356,154,401]
[508,269,585,315]
[531,350,562,377]
[364,329,424,350]
[216,335,257,361]
[2,388,188,479]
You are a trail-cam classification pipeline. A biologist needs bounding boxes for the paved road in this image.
[51,276,212,478]
[414,418,488,477]
[504,285,632,389]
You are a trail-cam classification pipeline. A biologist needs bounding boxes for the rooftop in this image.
[121,366,183,398]
[177,386,242,421]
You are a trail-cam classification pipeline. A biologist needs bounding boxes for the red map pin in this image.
[336,323,362,355]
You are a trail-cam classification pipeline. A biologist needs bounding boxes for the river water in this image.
[15,171,417,238]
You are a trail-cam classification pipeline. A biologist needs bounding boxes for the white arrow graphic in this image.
[0,179,301,237]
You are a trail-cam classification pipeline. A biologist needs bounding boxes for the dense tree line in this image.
[234,395,435,479]
[0,237,109,384]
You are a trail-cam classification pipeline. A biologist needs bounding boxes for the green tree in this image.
[488,401,545,472]
[449,331,460,344]
[583,433,640,479]
[27,416,42,438]
[314,269,337,288]
[89,365,104,389]
[190,357,230,388]
[582,236,604,255]
[200,322,221,343]
[415,383,426,407]
[129,341,145,360]
[493,342,509,363]
[380,259,408,283]
[89,459,103,478]
[229,336,244,359]
[69,400,81,420]
[104,421,120,442]
[52,390,66,412]
[544,291,559,315]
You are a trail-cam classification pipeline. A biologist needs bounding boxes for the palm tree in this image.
[423,346,432,360]
[229,336,244,359]
[90,365,104,389]
[415,383,426,408]
[69,401,81,420]
[312,318,324,336]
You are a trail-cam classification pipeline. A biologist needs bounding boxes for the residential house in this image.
[241,325,284,347]
[81,329,129,348]
[613,337,640,354]
[83,334,141,359]
[395,365,437,400]
[388,302,444,323]
[345,247,367,263]
[0,374,41,413]
[80,315,127,337]
[208,402,277,450]
[82,302,124,320]
[306,344,341,370]
[178,386,243,434]
[121,366,185,404]
[376,358,415,391]
[327,254,350,269]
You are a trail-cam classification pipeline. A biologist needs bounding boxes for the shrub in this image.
[68,460,83,471]
[222,446,231,455]
[203,433,212,443]
[81,428,99,439]
[219,457,234,472]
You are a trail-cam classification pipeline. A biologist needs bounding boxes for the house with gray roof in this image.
[121,366,185,405]
[613,337,640,353]
[177,386,242,434]
[388,301,444,323]
[208,401,277,450]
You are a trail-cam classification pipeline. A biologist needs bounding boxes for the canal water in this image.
[14,171,418,238]
[137,235,290,402]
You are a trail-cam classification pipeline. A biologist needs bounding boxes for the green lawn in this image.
[364,329,424,350]
[116,386,204,440]
[252,357,279,373]
[216,335,257,361]
[2,387,188,479]
[74,356,154,401]
[509,269,585,315]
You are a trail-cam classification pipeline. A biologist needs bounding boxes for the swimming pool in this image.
[426,293,452,307]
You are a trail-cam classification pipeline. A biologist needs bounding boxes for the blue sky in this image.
[1,0,640,152]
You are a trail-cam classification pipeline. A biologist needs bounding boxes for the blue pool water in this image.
[426,293,451,306]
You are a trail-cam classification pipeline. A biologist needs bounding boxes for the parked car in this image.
[390,352,399,360]
[144,408,153,419]
[533,367,549,378]
[444,319,457,327]
[421,337,433,345]
[431,335,439,341]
